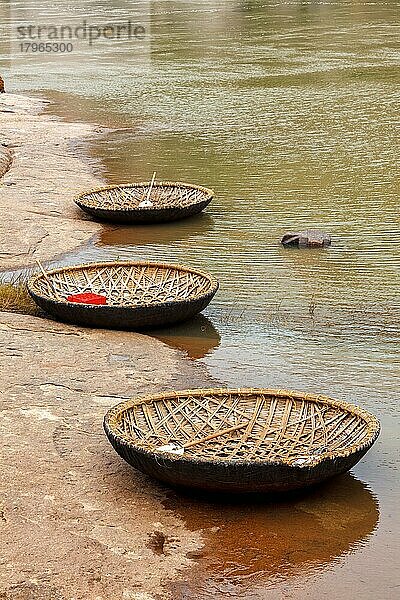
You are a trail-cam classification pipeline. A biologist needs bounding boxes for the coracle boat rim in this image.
[104,387,381,469]
[74,181,214,212]
[28,261,219,308]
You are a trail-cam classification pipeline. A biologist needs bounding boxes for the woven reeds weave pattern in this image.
[106,388,380,465]
[75,181,213,211]
[29,262,217,307]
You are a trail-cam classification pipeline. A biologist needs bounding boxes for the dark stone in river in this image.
[281,230,332,248]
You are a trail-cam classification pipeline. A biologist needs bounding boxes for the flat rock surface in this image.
[0,93,218,599]
[0,311,216,600]
[0,94,103,269]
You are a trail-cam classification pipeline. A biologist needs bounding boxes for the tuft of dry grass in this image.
[0,272,41,316]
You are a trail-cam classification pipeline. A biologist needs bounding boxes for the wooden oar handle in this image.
[146,171,156,202]
[36,259,63,302]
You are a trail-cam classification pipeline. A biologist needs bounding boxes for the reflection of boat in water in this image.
[166,473,379,599]
[150,314,220,359]
[98,213,214,247]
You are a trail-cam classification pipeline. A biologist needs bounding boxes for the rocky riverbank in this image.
[0,93,217,599]
[0,93,104,269]
[0,311,216,600]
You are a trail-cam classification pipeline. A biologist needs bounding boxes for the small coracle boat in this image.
[104,388,380,493]
[74,180,214,224]
[27,261,219,330]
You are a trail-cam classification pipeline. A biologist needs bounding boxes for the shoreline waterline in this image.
[0,92,107,270]
[0,39,399,597]
[0,90,220,598]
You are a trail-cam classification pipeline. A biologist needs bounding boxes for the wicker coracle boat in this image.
[104,388,380,493]
[74,180,214,224]
[27,261,219,329]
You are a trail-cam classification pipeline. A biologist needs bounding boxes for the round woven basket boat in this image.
[104,388,380,493]
[74,181,214,223]
[27,262,219,330]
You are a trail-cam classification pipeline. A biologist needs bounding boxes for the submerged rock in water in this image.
[281,230,332,248]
